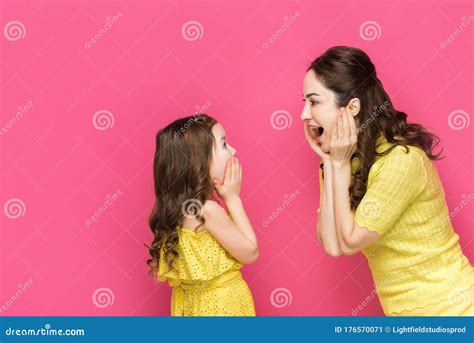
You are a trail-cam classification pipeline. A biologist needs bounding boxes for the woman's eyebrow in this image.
[304,92,321,98]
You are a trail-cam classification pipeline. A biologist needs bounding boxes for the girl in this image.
[301,46,474,316]
[146,114,258,316]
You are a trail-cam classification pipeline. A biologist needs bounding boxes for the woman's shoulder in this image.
[380,142,426,163]
[372,142,428,181]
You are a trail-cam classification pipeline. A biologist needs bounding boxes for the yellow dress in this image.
[318,134,474,316]
[157,227,256,316]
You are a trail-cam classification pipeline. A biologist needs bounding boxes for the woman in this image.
[301,46,473,316]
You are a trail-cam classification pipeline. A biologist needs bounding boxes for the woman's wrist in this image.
[331,159,351,169]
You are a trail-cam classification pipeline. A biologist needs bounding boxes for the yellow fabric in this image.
[318,134,474,315]
[394,283,474,316]
[157,228,256,316]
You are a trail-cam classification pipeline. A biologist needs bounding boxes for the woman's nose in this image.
[300,104,311,120]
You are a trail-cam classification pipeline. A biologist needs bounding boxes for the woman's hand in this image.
[329,108,357,164]
[304,121,330,163]
[213,157,242,203]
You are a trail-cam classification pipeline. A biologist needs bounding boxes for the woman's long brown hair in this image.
[146,114,218,278]
[309,46,443,210]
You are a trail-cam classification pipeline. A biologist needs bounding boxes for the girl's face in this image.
[300,69,341,153]
[209,123,237,183]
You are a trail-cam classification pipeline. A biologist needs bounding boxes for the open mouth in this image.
[310,126,324,140]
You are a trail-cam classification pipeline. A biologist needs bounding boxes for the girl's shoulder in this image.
[160,225,240,282]
[179,226,211,237]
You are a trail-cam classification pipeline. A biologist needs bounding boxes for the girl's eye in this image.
[223,143,227,149]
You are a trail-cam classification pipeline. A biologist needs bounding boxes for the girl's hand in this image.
[213,157,242,203]
[304,121,330,163]
[329,108,357,164]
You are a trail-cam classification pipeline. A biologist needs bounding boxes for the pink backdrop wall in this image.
[0,0,472,316]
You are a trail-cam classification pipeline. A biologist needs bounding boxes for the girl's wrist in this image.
[224,195,241,205]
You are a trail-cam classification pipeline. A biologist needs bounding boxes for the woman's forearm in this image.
[331,160,356,247]
[317,161,342,256]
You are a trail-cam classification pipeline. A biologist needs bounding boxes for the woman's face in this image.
[300,69,342,153]
[209,123,237,183]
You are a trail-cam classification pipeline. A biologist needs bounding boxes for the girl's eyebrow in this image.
[221,136,226,141]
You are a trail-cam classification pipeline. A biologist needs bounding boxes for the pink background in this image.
[0,0,472,316]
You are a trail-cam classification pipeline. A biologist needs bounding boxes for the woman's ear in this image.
[348,98,361,116]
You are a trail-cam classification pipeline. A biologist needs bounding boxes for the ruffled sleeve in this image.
[157,229,242,286]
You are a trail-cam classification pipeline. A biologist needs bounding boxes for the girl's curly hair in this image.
[146,114,218,278]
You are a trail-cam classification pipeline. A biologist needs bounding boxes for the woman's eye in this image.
[302,98,318,106]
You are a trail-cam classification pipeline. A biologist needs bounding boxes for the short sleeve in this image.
[354,146,427,235]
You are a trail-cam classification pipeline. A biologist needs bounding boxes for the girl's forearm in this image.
[225,196,258,247]
[331,160,355,246]
[318,162,342,256]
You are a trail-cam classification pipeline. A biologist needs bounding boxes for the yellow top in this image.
[157,228,255,315]
[157,228,242,284]
[318,134,474,315]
